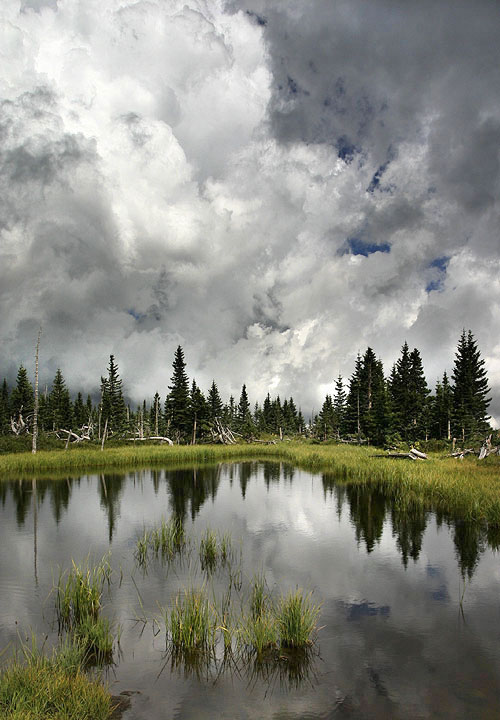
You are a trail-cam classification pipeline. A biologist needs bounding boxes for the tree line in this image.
[0,329,492,446]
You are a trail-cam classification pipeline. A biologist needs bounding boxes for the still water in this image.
[1,462,500,719]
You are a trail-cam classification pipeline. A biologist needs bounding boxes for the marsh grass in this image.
[199,528,234,573]
[55,555,111,629]
[0,635,112,720]
[275,590,320,649]
[136,517,187,566]
[168,587,217,653]
[55,555,115,661]
[2,442,500,524]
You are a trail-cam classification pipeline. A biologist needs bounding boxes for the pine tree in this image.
[237,384,252,433]
[452,330,491,441]
[333,374,347,437]
[73,392,86,428]
[0,379,9,434]
[345,354,363,438]
[165,346,191,441]
[11,365,34,420]
[431,372,453,440]
[101,355,127,433]
[262,393,273,431]
[408,348,430,441]
[48,369,73,430]
[149,392,162,436]
[317,394,335,440]
[207,381,223,421]
[190,379,208,443]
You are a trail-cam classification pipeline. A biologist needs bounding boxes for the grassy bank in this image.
[0,441,499,523]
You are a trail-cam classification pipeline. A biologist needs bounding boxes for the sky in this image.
[1,0,499,424]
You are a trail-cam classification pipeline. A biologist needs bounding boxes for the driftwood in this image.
[11,408,29,435]
[211,418,237,445]
[126,436,174,445]
[383,447,428,461]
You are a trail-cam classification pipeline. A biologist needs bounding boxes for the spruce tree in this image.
[73,392,86,429]
[165,346,191,441]
[345,354,363,438]
[452,330,491,440]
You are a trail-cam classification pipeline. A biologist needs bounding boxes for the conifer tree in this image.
[11,365,34,420]
[237,384,252,431]
[262,393,273,431]
[48,369,73,430]
[73,392,86,428]
[431,372,453,440]
[207,381,223,421]
[333,374,347,437]
[165,346,191,440]
[0,379,9,434]
[452,330,491,440]
[101,355,127,433]
[317,394,335,439]
[149,392,162,435]
[345,354,363,438]
[190,379,208,443]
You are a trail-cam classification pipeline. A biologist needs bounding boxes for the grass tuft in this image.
[275,590,320,648]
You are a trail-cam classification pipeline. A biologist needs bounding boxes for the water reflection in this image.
[1,463,498,581]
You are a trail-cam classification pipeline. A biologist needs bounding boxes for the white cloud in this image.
[0,0,499,425]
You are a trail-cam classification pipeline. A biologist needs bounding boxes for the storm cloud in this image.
[1,0,499,423]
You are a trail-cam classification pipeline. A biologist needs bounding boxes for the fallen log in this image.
[126,436,174,445]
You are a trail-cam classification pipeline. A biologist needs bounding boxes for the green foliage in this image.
[48,369,73,431]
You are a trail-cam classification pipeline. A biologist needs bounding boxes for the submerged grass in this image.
[275,590,321,649]
[136,517,186,566]
[0,636,113,720]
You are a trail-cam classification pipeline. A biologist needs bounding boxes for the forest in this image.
[0,329,492,448]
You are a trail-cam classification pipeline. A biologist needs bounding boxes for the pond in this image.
[1,461,500,719]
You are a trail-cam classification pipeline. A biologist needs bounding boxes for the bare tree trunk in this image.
[447,419,451,441]
[155,397,159,436]
[32,326,42,454]
[192,415,197,445]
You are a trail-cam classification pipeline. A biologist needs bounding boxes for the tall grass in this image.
[168,587,217,653]
[0,636,112,720]
[135,517,186,565]
[275,590,320,648]
[55,555,114,661]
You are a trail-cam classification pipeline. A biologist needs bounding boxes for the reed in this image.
[0,636,112,720]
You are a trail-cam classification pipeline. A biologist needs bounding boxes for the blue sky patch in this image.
[344,237,391,257]
[426,256,450,293]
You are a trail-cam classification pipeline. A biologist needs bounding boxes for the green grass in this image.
[275,590,320,648]
[135,517,186,565]
[1,441,500,523]
[168,587,217,653]
[55,555,114,660]
[0,637,113,720]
